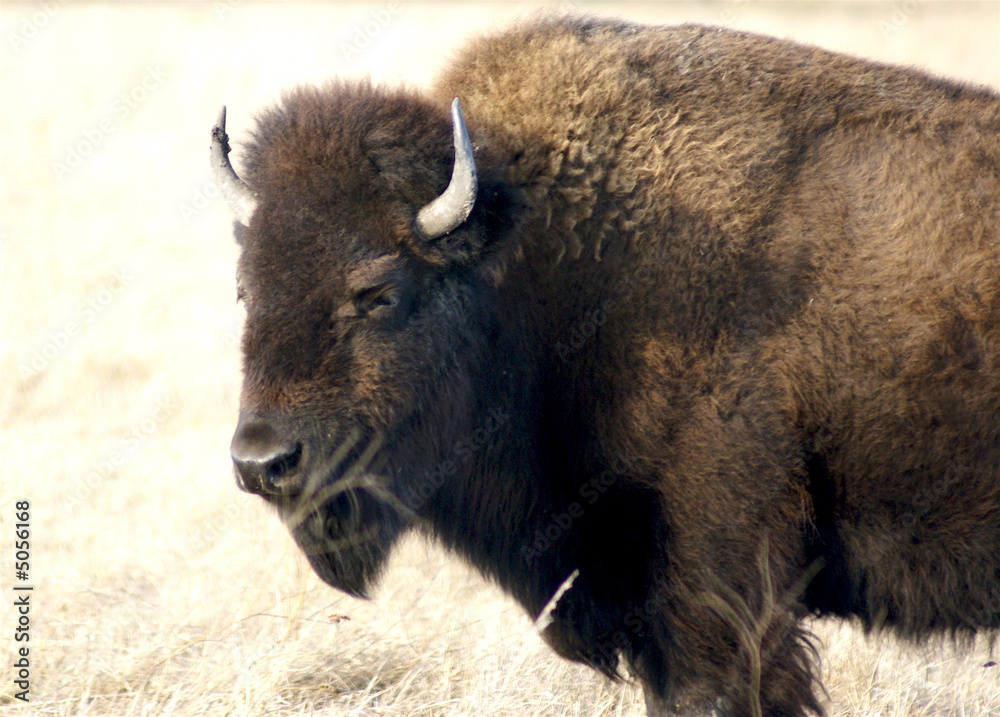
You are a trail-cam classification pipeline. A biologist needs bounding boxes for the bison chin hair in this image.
[279,475,407,599]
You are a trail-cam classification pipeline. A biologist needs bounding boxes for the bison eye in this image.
[353,283,400,318]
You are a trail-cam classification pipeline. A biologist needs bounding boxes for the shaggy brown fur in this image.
[223,16,1000,717]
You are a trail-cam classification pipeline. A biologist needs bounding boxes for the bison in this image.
[211,15,1000,717]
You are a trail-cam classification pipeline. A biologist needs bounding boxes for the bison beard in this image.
[214,15,1000,717]
[284,483,401,599]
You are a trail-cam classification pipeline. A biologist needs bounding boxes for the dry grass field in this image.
[1,2,998,715]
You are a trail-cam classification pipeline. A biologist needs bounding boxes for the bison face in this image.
[215,85,520,597]
[232,243,489,597]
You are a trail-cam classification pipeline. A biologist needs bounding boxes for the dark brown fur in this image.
[227,16,1000,716]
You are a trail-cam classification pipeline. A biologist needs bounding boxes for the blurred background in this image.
[1,2,998,715]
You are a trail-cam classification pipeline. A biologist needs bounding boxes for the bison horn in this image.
[210,106,258,226]
[414,98,478,240]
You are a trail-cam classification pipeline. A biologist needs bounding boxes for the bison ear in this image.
[422,170,525,277]
[233,221,250,247]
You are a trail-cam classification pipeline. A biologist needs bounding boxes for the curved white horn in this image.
[414,98,478,240]
[210,106,258,226]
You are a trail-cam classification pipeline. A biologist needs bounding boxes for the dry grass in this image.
[1,2,997,715]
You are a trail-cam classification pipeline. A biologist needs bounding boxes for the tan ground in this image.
[1,2,998,715]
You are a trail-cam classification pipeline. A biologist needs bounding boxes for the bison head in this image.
[212,83,522,597]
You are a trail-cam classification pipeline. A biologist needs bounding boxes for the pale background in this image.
[1,2,998,715]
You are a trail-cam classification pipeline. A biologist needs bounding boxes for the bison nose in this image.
[230,415,305,496]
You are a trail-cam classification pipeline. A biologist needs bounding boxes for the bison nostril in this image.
[230,416,307,496]
[267,442,303,483]
[232,440,305,496]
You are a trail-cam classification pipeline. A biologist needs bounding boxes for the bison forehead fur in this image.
[220,16,1000,717]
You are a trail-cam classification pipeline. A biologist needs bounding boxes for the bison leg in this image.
[640,543,823,716]
[643,682,730,717]
[641,628,818,717]
[643,682,668,716]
